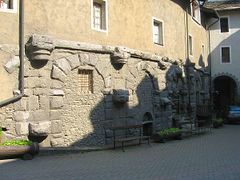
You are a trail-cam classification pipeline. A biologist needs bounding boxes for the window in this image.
[191,1,201,23]
[153,19,163,45]
[220,17,229,33]
[92,0,107,31]
[0,0,17,13]
[221,47,231,63]
[189,35,193,56]
[79,70,93,93]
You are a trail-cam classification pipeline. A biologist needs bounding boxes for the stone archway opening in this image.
[213,76,237,118]
[142,112,153,136]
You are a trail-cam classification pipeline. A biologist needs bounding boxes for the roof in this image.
[204,0,240,10]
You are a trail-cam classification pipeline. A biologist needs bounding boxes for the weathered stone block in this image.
[29,121,51,136]
[50,96,64,109]
[51,65,66,82]
[51,80,63,89]
[31,110,49,121]
[25,77,37,88]
[50,138,64,147]
[15,122,29,135]
[79,53,90,64]
[54,58,71,75]
[24,89,33,97]
[14,98,27,111]
[50,110,61,120]
[50,89,65,96]
[33,88,49,95]
[51,120,62,134]
[4,56,20,74]
[35,78,50,88]
[13,111,29,122]
[66,54,80,69]
[28,96,39,110]
[39,96,50,110]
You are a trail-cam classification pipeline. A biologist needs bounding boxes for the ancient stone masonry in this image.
[0,34,210,147]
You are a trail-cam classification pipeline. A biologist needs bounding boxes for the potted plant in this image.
[213,118,224,128]
[153,128,182,143]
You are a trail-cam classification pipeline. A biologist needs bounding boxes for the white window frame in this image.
[0,0,17,13]
[220,46,231,64]
[188,34,193,56]
[191,0,201,25]
[219,16,230,34]
[91,0,108,33]
[152,17,164,46]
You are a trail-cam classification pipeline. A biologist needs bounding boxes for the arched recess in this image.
[213,73,239,118]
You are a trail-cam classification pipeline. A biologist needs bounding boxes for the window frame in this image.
[220,46,231,64]
[91,0,108,33]
[191,0,201,25]
[152,17,164,46]
[0,0,17,13]
[219,16,230,33]
[188,35,193,56]
[78,69,94,94]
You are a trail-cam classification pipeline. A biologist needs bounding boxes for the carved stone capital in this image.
[26,34,55,61]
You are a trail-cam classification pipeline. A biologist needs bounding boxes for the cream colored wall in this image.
[0,0,209,100]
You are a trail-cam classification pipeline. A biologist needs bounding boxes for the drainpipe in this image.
[206,10,219,113]
[0,0,24,108]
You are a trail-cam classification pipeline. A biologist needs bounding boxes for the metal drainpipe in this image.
[0,0,24,108]
[207,10,219,112]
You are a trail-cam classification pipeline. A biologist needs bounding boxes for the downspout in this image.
[206,10,219,112]
[0,0,24,107]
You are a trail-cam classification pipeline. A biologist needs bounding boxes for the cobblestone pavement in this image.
[1,125,240,180]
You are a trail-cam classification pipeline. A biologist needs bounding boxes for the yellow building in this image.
[0,0,216,147]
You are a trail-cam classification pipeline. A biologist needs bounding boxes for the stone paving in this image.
[1,125,240,180]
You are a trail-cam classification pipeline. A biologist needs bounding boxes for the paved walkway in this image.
[1,125,240,180]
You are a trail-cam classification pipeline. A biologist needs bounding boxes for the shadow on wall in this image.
[69,56,209,147]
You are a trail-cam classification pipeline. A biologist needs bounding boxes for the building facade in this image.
[0,0,213,147]
[206,0,240,117]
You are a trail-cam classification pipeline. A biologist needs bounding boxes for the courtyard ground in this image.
[0,125,240,180]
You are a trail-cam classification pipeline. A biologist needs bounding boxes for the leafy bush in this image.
[158,128,180,137]
[0,140,32,146]
[213,118,224,128]
[0,127,2,136]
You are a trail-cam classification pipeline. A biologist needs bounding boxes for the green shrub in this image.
[0,127,2,136]
[158,128,180,137]
[213,118,224,128]
[0,140,32,146]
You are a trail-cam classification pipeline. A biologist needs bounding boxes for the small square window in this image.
[0,0,17,13]
[221,47,230,63]
[79,70,93,94]
[191,1,201,23]
[92,0,107,31]
[153,19,163,45]
[220,17,229,33]
[189,35,193,56]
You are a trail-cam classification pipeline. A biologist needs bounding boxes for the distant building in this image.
[205,0,240,117]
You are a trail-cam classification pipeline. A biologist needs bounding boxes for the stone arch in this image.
[212,72,240,92]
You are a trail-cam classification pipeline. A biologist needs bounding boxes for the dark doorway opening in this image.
[142,112,153,136]
[213,76,237,118]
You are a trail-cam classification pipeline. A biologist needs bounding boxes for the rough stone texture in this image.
[31,110,49,122]
[51,65,66,82]
[50,96,64,109]
[13,111,30,122]
[0,36,210,147]
[51,120,62,134]
[29,121,51,136]
[15,122,29,135]
[54,58,71,75]
[66,54,80,70]
[28,96,39,110]
[4,56,20,74]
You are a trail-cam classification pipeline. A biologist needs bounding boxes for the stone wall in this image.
[0,34,210,147]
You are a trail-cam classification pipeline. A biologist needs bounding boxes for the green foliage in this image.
[158,128,180,137]
[0,127,2,136]
[0,140,32,146]
[213,118,224,128]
